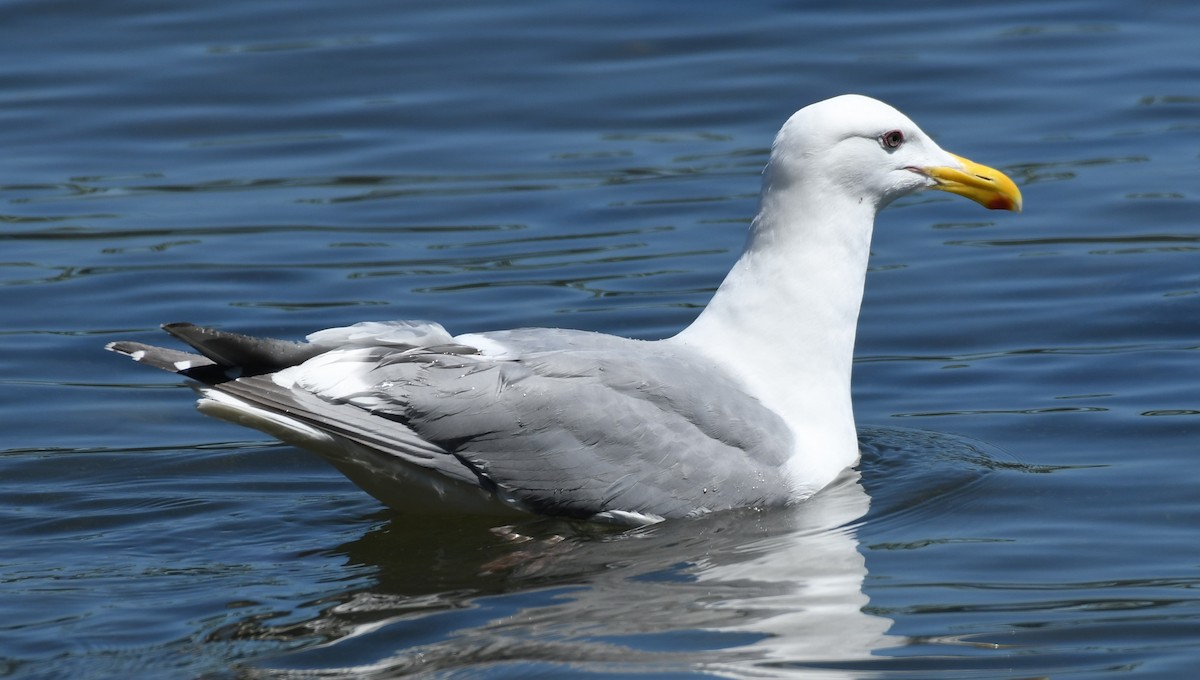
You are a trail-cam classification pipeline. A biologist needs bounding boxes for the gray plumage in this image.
[109,322,794,522]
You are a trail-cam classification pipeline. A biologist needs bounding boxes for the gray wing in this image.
[309,329,796,519]
[110,323,796,521]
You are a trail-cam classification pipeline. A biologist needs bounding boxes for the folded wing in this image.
[109,322,795,523]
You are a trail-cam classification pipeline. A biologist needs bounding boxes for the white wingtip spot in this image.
[173,359,195,371]
[130,350,147,362]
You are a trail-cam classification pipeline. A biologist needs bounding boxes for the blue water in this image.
[3,1,1199,677]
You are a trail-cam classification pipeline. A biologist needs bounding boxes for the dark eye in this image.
[881,129,905,149]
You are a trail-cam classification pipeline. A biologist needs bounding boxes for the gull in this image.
[108,95,1022,525]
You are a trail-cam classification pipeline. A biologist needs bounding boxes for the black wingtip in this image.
[158,322,325,374]
[162,321,196,333]
[105,339,223,378]
[105,340,140,357]
[109,322,327,381]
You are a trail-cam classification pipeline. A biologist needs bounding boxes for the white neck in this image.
[668,175,876,497]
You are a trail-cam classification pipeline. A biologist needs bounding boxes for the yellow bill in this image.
[924,153,1022,212]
